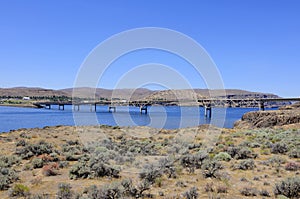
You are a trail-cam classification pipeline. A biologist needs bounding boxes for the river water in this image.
[0,105,275,133]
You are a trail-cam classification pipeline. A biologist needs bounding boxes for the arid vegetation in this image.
[0,125,299,198]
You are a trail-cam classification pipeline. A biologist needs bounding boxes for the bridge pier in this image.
[90,104,96,112]
[140,105,148,114]
[73,104,80,111]
[46,104,51,109]
[58,104,64,110]
[204,104,212,118]
[259,101,265,111]
[108,106,116,112]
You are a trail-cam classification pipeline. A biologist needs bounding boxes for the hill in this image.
[0,87,280,100]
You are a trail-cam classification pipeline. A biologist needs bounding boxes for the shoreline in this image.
[0,103,37,108]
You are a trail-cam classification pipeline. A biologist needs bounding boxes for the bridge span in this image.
[33,97,300,118]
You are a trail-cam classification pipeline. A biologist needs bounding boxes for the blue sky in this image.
[0,0,299,97]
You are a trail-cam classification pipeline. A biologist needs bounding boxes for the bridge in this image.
[33,97,300,118]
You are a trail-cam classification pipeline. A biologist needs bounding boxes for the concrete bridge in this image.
[33,97,300,118]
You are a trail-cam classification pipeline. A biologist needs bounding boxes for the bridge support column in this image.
[46,104,51,109]
[90,104,94,112]
[140,105,148,114]
[73,105,80,111]
[204,104,212,118]
[58,104,64,110]
[259,101,265,111]
[108,106,116,112]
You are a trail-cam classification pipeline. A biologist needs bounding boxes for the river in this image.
[0,105,276,133]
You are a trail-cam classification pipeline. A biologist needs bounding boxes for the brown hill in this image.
[0,87,283,104]
[0,87,68,97]
[61,87,154,100]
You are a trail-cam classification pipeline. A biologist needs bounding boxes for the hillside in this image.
[0,87,281,100]
[0,87,69,97]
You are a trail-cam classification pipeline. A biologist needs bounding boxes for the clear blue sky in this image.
[0,0,299,97]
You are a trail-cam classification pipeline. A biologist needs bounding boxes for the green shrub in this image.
[183,187,198,199]
[240,186,257,196]
[56,183,73,199]
[201,160,223,178]
[0,155,20,167]
[271,142,288,154]
[15,140,53,159]
[139,163,162,184]
[227,146,256,159]
[259,189,271,197]
[274,177,300,198]
[180,151,208,173]
[69,156,120,180]
[31,158,44,169]
[234,159,255,170]
[288,147,300,158]
[213,152,232,162]
[0,167,18,190]
[9,184,30,197]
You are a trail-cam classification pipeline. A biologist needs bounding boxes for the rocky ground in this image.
[234,102,300,129]
[0,123,299,198]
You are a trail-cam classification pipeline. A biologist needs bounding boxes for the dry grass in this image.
[0,125,299,198]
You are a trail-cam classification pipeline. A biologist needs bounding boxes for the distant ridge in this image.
[0,87,281,100]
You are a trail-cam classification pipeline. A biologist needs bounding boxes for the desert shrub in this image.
[31,158,44,169]
[121,179,138,197]
[213,152,231,162]
[98,182,123,199]
[89,161,120,179]
[180,151,208,173]
[259,189,271,197]
[0,155,20,167]
[253,176,260,181]
[139,163,162,184]
[137,180,151,197]
[227,146,256,159]
[267,155,286,166]
[16,139,27,146]
[16,140,53,159]
[69,156,119,180]
[271,142,289,154]
[183,187,198,199]
[240,186,258,196]
[0,167,18,190]
[289,147,300,158]
[274,177,300,198]
[285,162,300,171]
[58,161,69,168]
[69,160,90,179]
[158,156,176,178]
[236,147,256,159]
[9,184,30,197]
[234,159,255,170]
[201,160,223,178]
[62,143,82,155]
[56,183,73,199]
